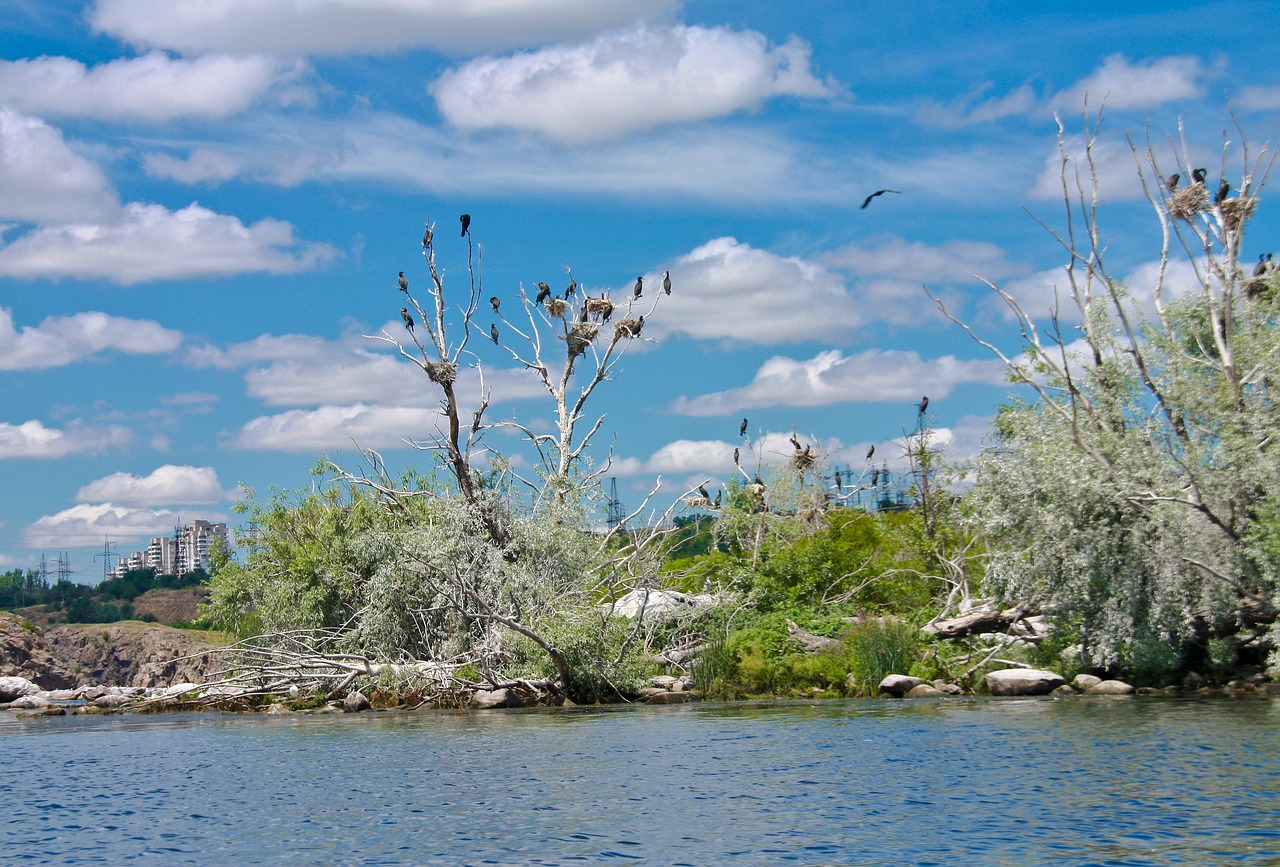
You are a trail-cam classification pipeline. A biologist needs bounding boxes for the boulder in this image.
[1072,674,1102,690]
[931,680,964,695]
[469,688,524,709]
[343,691,371,713]
[985,668,1064,696]
[0,675,41,702]
[906,683,945,698]
[1051,684,1077,697]
[1086,680,1135,695]
[645,691,696,704]
[9,693,51,709]
[607,589,706,619]
[878,674,923,697]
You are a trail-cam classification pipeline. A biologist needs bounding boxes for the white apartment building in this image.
[111,519,229,579]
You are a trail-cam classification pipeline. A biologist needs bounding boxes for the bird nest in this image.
[545,298,568,318]
[425,360,458,384]
[1167,184,1208,220]
[789,448,816,470]
[566,321,600,358]
[1220,196,1257,232]
[614,318,643,338]
[584,298,615,320]
[1244,277,1273,301]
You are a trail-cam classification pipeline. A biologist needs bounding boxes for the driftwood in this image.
[922,606,1037,639]
[786,620,840,653]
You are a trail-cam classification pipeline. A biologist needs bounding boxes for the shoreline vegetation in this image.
[5,114,1280,714]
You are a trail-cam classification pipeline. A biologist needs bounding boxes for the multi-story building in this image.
[110,519,228,579]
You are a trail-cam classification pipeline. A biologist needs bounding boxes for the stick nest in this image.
[1167,184,1208,220]
[584,298,615,320]
[614,318,643,338]
[1244,277,1273,300]
[545,298,568,318]
[790,448,816,470]
[566,321,600,358]
[425,361,458,384]
[1220,196,1257,232]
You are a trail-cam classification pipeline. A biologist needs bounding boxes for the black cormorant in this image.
[713,490,721,509]
[739,417,748,437]
[490,323,500,343]
[1165,173,1180,191]
[398,271,408,292]
[1255,254,1269,277]
[697,484,711,500]
[633,276,643,299]
[1192,168,1208,185]
[536,283,552,303]
[835,470,842,492]
[400,308,414,332]
[865,444,875,461]
[566,280,577,299]
[733,447,740,465]
[1217,180,1231,204]
[490,296,501,312]
[917,395,929,416]
[460,213,471,236]
[663,271,671,295]
[422,223,432,247]
[860,189,901,209]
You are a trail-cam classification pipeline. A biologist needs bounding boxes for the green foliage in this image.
[843,618,919,696]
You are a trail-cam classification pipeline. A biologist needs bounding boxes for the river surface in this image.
[2,696,1278,865]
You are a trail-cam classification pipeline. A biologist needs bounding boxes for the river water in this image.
[2,696,1277,865]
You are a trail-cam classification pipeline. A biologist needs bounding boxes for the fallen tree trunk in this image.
[922,606,1038,639]
[786,620,840,653]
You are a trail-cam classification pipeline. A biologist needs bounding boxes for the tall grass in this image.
[844,618,919,696]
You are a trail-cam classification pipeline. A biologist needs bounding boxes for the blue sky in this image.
[2,0,1278,580]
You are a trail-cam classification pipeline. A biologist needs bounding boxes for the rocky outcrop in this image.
[0,613,73,688]
[878,674,924,697]
[0,675,41,701]
[1086,679,1135,695]
[985,668,1065,696]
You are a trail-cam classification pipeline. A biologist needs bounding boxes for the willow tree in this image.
[933,110,1280,678]
[205,221,672,704]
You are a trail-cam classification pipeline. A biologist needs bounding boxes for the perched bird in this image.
[1216,180,1232,204]
[1255,254,1269,277]
[733,447,740,465]
[490,296,501,312]
[860,189,901,209]
[400,308,415,333]
[790,432,802,451]
[422,223,433,247]
[633,276,643,299]
[490,323,500,344]
[697,484,711,500]
[1192,168,1208,185]
[536,282,552,303]
[1165,172,1181,191]
[398,271,408,292]
[754,474,765,487]
[565,280,577,299]
[835,470,843,492]
[460,213,471,236]
[739,417,748,437]
[917,395,929,416]
[865,444,875,461]
[713,490,721,509]
[871,469,880,487]
[634,315,645,336]
[663,270,672,295]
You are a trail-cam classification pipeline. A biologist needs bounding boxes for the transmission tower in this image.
[57,551,75,584]
[605,477,625,531]
[93,537,115,583]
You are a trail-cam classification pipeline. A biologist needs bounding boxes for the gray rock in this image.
[931,680,964,695]
[906,683,945,697]
[645,691,695,704]
[985,668,1065,696]
[468,688,525,709]
[42,689,77,702]
[9,693,51,709]
[651,676,680,688]
[343,691,371,712]
[1051,684,1077,697]
[1086,680,1135,695]
[0,675,41,702]
[878,674,924,697]
[637,687,669,698]
[1072,674,1102,690]
[94,693,134,707]
[264,703,294,714]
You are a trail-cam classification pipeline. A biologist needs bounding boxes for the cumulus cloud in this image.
[23,503,187,548]
[90,0,679,56]
[610,438,738,478]
[0,419,132,459]
[0,202,338,284]
[0,109,119,224]
[670,348,1005,415]
[645,237,860,344]
[228,403,448,452]
[432,25,838,144]
[0,307,181,370]
[1028,133,1144,201]
[0,53,298,121]
[75,465,225,506]
[1052,54,1208,112]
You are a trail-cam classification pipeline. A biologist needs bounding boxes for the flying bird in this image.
[739,417,748,437]
[459,213,471,236]
[1165,173,1181,191]
[490,296,501,312]
[917,395,929,416]
[1192,168,1208,185]
[633,276,643,299]
[490,323,500,344]
[860,189,901,209]
[400,308,414,333]
[536,282,552,303]
[865,444,875,461]
[398,271,408,292]
[663,271,671,295]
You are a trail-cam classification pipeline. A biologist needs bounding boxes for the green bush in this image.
[844,618,919,696]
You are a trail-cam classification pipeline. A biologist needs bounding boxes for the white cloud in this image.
[646,237,860,344]
[671,348,1005,415]
[1053,54,1207,112]
[228,403,448,452]
[75,465,225,506]
[432,25,837,144]
[918,83,1038,128]
[142,148,247,185]
[0,202,338,284]
[1028,133,1144,201]
[0,307,181,370]
[0,108,119,223]
[23,503,188,548]
[0,419,132,459]
[1237,85,1280,111]
[0,53,298,121]
[90,0,679,56]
